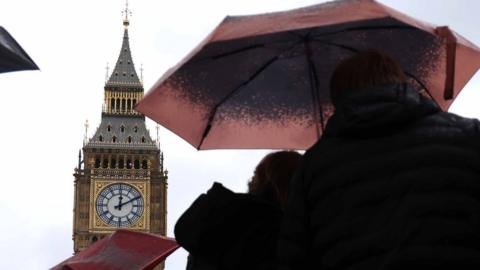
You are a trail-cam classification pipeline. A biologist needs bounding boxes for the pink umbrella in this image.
[50,230,180,270]
[136,0,480,150]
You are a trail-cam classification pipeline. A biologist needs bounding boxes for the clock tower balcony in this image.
[102,106,142,116]
[91,168,150,180]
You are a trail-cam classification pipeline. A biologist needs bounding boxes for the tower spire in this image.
[122,0,132,28]
[105,1,141,88]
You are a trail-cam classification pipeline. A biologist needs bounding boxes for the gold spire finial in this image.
[122,0,132,27]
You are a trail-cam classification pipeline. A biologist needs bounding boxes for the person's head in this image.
[330,49,407,107]
[248,151,301,209]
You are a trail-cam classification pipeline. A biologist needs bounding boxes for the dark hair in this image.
[248,151,301,209]
[330,50,407,106]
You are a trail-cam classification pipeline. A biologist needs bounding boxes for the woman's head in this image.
[330,49,407,106]
[248,151,301,209]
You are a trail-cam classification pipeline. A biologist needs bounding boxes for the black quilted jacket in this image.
[175,182,282,270]
[278,84,480,270]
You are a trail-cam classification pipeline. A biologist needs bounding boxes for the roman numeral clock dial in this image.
[95,183,144,227]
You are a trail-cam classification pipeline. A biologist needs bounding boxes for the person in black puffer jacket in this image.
[278,50,480,270]
[175,151,301,270]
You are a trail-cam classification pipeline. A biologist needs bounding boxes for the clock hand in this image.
[115,195,124,210]
[118,185,123,210]
[117,196,141,208]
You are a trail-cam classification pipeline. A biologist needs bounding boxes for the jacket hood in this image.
[325,84,440,138]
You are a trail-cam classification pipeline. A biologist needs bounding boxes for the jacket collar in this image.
[325,83,440,138]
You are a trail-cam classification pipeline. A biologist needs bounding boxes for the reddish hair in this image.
[330,50,407,106]
[248,151,301,209]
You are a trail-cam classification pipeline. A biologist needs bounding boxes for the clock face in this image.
[95,183,144,228]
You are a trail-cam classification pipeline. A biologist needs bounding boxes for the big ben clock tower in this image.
[72,4,167,269]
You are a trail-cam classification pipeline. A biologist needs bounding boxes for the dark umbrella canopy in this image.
[0,26,39,73]
[136,0,480,150]
[50,230,179,270]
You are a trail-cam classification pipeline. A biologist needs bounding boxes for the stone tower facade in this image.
[72,9,167,269]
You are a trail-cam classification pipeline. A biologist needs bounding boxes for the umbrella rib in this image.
[192,43,288,65]
[311,24,417,40]
[187,44,267,65]
[403,71,437,105]
[311,39,359,53]
[197,56,280,149]
[210,44,266,60]
[305,39,324,138]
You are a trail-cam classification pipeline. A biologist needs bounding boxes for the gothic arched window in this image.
[95,158,101,168]
[102,159,108,169]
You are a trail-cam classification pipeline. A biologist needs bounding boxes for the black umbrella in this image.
[0,26,39,73]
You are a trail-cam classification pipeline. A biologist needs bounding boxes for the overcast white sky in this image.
[0,0,480,269]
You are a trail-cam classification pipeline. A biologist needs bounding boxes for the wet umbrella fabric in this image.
[0,26,39,73]
[50,230,180,270]
[135,0,480,150]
